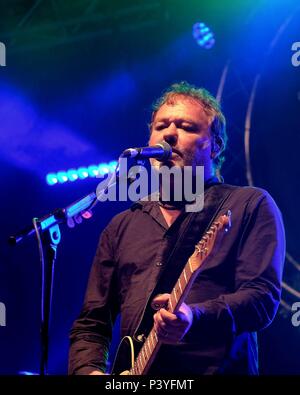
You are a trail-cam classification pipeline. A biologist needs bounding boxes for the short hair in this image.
[149,81,227,173]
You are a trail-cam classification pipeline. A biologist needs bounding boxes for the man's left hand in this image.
[152,293,193,344]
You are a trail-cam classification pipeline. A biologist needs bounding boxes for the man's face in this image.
[149,96,214,179]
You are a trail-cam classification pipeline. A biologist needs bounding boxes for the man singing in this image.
[68,82,285,375]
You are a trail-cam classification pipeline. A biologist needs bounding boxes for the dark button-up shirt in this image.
[68,184,285,375]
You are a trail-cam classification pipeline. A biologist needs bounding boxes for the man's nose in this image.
[162,123,178,146]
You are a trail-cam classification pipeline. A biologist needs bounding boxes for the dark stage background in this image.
[0,0,299,375]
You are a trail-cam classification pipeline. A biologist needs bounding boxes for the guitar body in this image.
[111,336,141,375]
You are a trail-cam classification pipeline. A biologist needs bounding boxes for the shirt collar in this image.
[131,176,223,214]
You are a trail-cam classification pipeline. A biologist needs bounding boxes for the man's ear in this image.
[210,135,224,159]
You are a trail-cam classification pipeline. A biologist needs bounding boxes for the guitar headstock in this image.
[189,210,232,272]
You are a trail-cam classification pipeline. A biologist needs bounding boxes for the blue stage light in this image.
[77,167,89,179]
[193,22,215,49]
[18,371,38,375]
[98,164,110,175]
[45,161,118,185]
[46,173,58,185]
[88,165,99,177]
[57,171,68,183]
[108,161,118,172]
[67,169,78,181]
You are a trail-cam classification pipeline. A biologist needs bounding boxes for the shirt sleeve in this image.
[68,224,118,375]
[184,190,286,343]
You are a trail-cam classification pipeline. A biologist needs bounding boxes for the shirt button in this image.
[156,261,163,267]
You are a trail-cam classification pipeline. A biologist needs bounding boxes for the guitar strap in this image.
[133,182,236,340]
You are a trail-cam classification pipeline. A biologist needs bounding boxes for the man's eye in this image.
[155,124,166,131]
[181,125,197,131]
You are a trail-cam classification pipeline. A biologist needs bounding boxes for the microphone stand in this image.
[8,159,124,375]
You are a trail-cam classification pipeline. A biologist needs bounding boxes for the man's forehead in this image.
[153,96,211,122]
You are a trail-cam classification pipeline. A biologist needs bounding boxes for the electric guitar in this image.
[111,210,232,375]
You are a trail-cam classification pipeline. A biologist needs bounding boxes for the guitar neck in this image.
[129,255,203,375]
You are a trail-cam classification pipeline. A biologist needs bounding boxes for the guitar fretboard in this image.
[129,241,209,375]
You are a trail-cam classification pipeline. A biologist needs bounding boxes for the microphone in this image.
[121,141,172,161]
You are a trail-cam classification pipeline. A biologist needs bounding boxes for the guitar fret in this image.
[188,258,193,274]
[148,332,153,350]
[137,355,143,373]
[152,331,157,347]
[178,277,182,293]
[173,288,178,302]
[169,295,173,312]
[149,332,154,350]
[143,348,147,363]
[135,357,140,374]
[145,340,150,356]
[186,261,191,284]
[141,352,146,370]
[139,353,144,370]
[145,341,151,358]
[147,340,151,355]
[183,268,187,284]
[137,354,141,369]
[148,338,154,359]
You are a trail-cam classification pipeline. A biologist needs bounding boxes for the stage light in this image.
[108,161,118,172]
[77,167,89,179]
[45,161,118,186]
[57,171,68,183]
[88,165,99,177]
[192,22,215,49]
[98,164,110,175]
[18,371,38,375]
[46,174,58,186]
[67,169,79,181]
